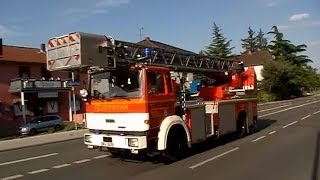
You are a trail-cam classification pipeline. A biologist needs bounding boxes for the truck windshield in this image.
[90,70,142,99]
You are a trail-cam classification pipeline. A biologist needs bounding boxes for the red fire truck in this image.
[47,32,257,160]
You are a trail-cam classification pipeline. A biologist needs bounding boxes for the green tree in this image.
[261,25,319,100]
[256,28,268,51]
[262,59,301,99]
[205,22,234,58]
[241,26,257,53]
[199,50,206,56]
[268,26,312,66]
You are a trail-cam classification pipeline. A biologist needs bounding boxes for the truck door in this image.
[147,70,176,135]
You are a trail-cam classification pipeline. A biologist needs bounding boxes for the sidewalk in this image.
[0,129,88,152]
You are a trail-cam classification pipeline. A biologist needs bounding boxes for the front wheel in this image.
[163,127,189,162]
[29,129,37,136]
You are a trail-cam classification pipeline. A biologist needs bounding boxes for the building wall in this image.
[0,62,18,107]
[0,60,87,129]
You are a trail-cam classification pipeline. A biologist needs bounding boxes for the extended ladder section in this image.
[47,32,238,74]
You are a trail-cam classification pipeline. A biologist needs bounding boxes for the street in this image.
[1,95,320,180]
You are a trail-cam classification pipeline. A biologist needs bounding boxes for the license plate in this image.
[102,142,113,146]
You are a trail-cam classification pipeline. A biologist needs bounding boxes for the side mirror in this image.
[80,89,88,98]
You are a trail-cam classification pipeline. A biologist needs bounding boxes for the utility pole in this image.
[71,71,78,130]
[139,27,144,41]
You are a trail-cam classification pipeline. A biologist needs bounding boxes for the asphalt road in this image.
[1,95,320,180]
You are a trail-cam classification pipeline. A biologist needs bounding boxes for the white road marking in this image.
[27,169,49,174]
[52,163,71,169]
[301,115,311,120]
[0,153,59,166]
[313,111,320,115]
[252,135,266,142]
[282,121,298,128]
[258,104,291,113]
[1,175,24,180]
[268,131,277,135]
[73,159,91,164]
[93,155,110,159]
[260,100,320,118]
[189,147,239,169]
[258,100,292,106]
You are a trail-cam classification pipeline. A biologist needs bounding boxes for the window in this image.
[19,66,30,79]
[41,67,51,79]
[91,69,142,99]
[165,73,173,93]
[147,71,164,94]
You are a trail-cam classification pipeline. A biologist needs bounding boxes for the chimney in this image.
[40,43,46,53]
[0,38,3,57]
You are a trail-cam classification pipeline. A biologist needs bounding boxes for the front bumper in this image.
[84,133,147,150]
[19,128,29,135]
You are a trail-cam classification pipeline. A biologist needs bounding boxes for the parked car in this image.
[19,115,64,135]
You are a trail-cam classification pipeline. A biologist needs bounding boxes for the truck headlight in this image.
[127,138,139,147]
[84,135,92,143]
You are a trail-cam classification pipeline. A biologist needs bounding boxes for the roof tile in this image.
[0,45,46,64]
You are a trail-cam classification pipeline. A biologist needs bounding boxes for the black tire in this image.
[29,129,37,136]
[236,114,247,138]
[163,126,189,163]
[54,125,61,131]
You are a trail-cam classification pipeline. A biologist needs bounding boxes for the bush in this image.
[47,127,55,133]
[257,91,277,102]
[62,122,85,131]
[0,127,19,138]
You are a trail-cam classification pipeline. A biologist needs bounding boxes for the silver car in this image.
[20,115,64,135]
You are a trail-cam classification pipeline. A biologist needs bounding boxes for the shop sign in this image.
[38,92,58,98]
[34,81,61,88]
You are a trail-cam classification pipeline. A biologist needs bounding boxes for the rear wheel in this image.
[236,114,247,138]
[54,125,62,131]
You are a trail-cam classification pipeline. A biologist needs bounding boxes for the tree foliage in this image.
[261,25,320,100]
[205,22,234,58]
[256,28,268,51]
[241,26,257,53]
[241,27,268,53]
[267,26,312,66]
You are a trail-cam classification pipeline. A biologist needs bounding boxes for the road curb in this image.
[0,129,88,152]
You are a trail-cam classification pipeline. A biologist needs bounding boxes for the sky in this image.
[1,0,319,68]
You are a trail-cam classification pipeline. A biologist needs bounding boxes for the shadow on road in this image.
[312,131,320,180]
[108,118,277,164]
[187,118,277,158]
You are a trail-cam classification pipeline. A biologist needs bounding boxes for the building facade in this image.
[0,44,86,131]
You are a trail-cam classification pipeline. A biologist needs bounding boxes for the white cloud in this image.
[308,41,320,48]
[93,9,108,14]
[95,0,130,8]
[0,24,22,37]
[277,25,290,31]
[63,0,130,17]
[64,8,87,15]
[311,21,320,27]
[289,13,310,22]
[267,2,277,7]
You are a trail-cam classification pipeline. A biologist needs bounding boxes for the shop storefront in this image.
[9,79,81,124]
